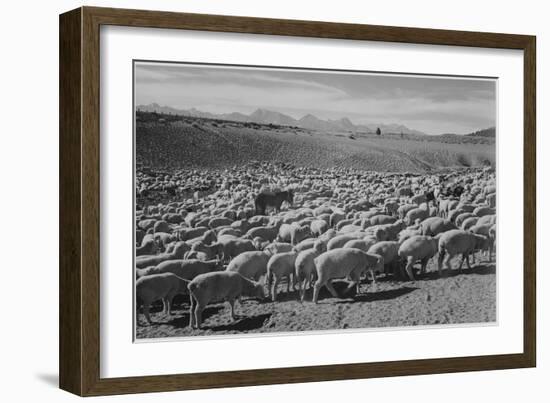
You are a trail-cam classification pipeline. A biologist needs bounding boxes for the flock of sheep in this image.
[135,162,496,331]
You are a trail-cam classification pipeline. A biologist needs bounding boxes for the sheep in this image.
[437,230,491,274]
[343,238,377,252]
[183,250,209,261]
[447,209,466,224]
[136,273,189,325]
[217,227,241,238]
[293,238,318,252]
[420,217,456,236]
[225,251,270,281]
[368,241,400,277]
[405,206,429,226]
[217,236,257,261]
[327,233,364,250]
[190,241,222,260]
[377,219,406,240]
[295,240,325,301]
[410,193,427,205]
[474,206,496,217]
[397,227,422,244]
[313,249,383,303]
[264,242,293,255]
[208,216,233,229]
[153,220,171,234]
[290,224,310,245]
[135,241,190,269]
[318,228,337,243]
[245,224,280,242]
[384,200,399,216]
[469,223,495,261]
[397,204,417,220]
[188,271,265,329]
[310,219,329,237]
[330,211,346,228]
[367,214,397,227]
[137,258,222,280]
[178,226,209,241]
[276,223,293,243]
[136,239,158,257]
[455,212,477,228]
[477,214,496,226]
[461,216,479,230]
[397,235,438,280]
[266,251,298,301]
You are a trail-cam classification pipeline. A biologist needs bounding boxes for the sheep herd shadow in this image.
[335,286,419,303]
[208,313,272,331]
[414,263,496,281]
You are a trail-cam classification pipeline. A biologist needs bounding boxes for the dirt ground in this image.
[136,257,496,339]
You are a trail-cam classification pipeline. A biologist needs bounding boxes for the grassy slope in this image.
[136,118,495,173]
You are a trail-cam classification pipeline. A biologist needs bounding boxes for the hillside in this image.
[136,103,426,136]
[136,112,495,173]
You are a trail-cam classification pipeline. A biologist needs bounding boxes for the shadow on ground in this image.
[419,263,496,281]
[208,313,272,332]
[346,286,419,303]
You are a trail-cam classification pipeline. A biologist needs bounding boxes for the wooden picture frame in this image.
[59,6,536,396]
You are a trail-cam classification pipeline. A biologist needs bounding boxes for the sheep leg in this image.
[458,254,466,271]
[143,302,152,325]
[228,298,237,321]
[325,279,339,298]
[189,295,196,328]
[370,269,377,285]
[161,299,168,315]
[312,282,322,303]
[405,258,415,281]
[271,277,280,302]
[420,258,429,275]
[286,275,291,293]
[444,252,453,272]
[194,303,204,329]
[438,251,445,276]
[164,298,171,316]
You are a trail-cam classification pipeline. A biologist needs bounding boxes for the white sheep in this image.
[135,241,190,269]
[437,229,491,274]
[295,240,326,301]
[310,219,329,237]
[217,237,257,262]
[313,248,383,303]
[266,251,298,301]
[343,238,377,252]
[397,235,438,280]
[420,217,456,236]
[188,271,265,328]
[368,241,400,277]
[136,273,189,325]
[137,258,222,280]
[225,251,270,281]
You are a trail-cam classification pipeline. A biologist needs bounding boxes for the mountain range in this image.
[136,103,427,136]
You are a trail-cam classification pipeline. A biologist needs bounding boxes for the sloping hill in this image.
[136,114,495,172]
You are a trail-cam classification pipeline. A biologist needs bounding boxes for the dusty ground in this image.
[136,258,496,339]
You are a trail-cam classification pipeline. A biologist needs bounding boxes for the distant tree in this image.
[376,127,381,136]
[400,131,404,139]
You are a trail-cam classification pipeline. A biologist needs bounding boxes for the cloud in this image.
[135,62,496,135]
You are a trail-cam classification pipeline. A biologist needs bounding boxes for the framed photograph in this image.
[59,6,536,396]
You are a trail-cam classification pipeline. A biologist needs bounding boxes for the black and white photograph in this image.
[134,61,497,340]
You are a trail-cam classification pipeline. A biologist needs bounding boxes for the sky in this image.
[135,61,496,135]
